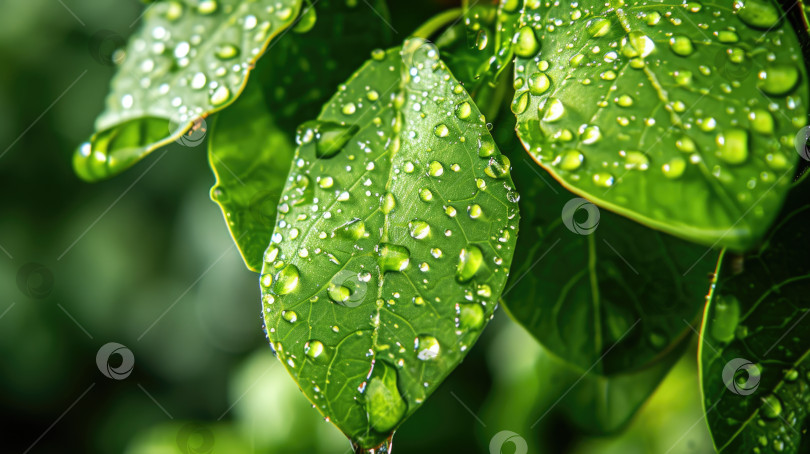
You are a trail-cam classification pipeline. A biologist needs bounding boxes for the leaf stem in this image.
[411,8,463,40]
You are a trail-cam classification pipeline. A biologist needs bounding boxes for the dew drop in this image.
[456,245,483,283]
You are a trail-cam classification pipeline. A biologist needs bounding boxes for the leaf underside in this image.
[208,81,295,272]
[700,184,810,453]
[512,0,808,251]
[208,0,393,272]
[502,123,716,374]
[74,0,302,182]
[259,41,519,448]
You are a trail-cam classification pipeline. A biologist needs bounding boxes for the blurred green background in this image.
[0,0,714,452]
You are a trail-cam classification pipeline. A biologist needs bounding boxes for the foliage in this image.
[75,0,810,452]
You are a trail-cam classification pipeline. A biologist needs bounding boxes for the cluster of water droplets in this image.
[75,0,300,181]
[258,41,519,444]
[510,0,804,225]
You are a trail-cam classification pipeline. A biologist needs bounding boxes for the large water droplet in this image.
[757,64,800,97]
[457,303,485,330]
[379,243,410,273]
[456,245,483,282]
[711,294,741,343]
[273,264,300,295]
[414,335,440,360]
[364,361,407,433]
[513,26,540,58]
[716,129,749,164]
[304,340,325,360]
[736,0,781,29]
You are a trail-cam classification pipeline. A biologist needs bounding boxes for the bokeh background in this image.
[0,0,714,452]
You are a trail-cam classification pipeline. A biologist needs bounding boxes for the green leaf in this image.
[553,335,689,434]
[699,184,810,453]
[74,0,303,182]
[434,4,496,94]
[208,81,295,272]
[503,139,718,374]
[260,40,520,449]
[511,0,808,250]
[254,0,393,135]
[208,0,392,272]
[478,0,522,84]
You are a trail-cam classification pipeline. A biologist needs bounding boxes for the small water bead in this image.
[716,129,749,164]
[378,243,410,272]
[342,102,357,115]
[760,394,783,420]
[622,151,649,170]
[669,36,694,56]
[557,149,584,171]
[676,135,697,153]
[528,73,550,95]
[542,98,565,122]
[621,31,656,58]
[339,218,366,240]
[468,204,483,219]
[419,188,433,202]
[592,172,614,188]
[260,273,273,289]
[381,192,396,214]
[210,85,231,105]
[414,296,425,306]
[305,340,325,360]
[282,310,298,323]
[318,176,334,188]
[371,48,386,60]
[616,94,634,107]
[757,64,800,97]
[409,220,431,239]
[455,101,472,119]
[190,72,207,90]
[513,26,540,58]
[662,158,686,179]
[456,245,483,283]
[485,155,511,179]
[457,304,485,330]
[511,91,529,114]
[414,335,440,360]
[735,0,781,29]
[600,70,617,81]
[428,161,444,177]
[434,124,450,138]
[586,18,611,38]
[273,265,300,295]
[478,136,496,157]
[327,281,351,304]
